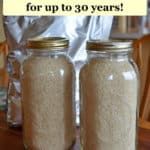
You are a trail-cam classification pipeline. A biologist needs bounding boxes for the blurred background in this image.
[0,0,5,42]
[0,0,150,149]
[0,1,7,111]
[0,0,150,129]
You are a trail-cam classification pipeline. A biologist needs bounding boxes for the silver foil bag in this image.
[4,16,113,126]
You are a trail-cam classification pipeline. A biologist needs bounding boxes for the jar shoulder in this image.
[23,54,73,67]
[22,55,74,77]
[80,58,138,81]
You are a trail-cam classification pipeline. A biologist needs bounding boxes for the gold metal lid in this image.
[86,40,133,52]
[27,37,69,50]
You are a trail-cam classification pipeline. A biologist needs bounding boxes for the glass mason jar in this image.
[7,51,23,127]
[80,40,139,150]
[21,37,75,150]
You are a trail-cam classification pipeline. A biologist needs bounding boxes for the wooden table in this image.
[0,111,23,149]
[0,111,150,150]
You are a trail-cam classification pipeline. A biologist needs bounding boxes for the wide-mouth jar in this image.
[22,37,76,150]
[80,39,139,150]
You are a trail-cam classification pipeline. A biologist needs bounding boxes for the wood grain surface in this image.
[0,111,150,150]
